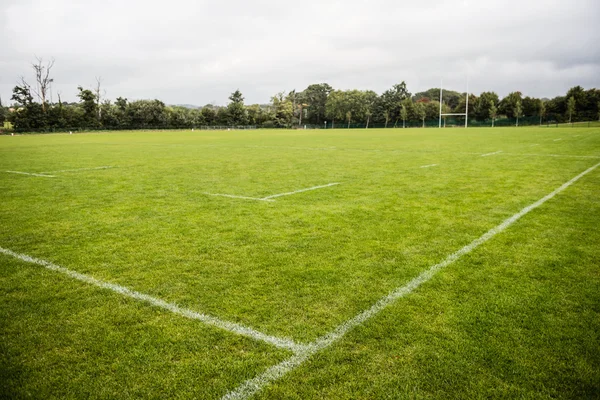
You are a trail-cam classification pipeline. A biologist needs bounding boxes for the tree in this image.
[538,100,546,125]
[0,96,6,125]
[95,77,105,120]
[271,92,293,128]
[380,82,411,125]
[383,110,390,128]
[598,101,600,122]
[10,82,46,131]
[514,100,522,127]
[363,90,378,129]
[227,89,247,125]
[415,102,426,128]
[489,102,497,127]
[474,92,499,120]
[32,56,55,112]
[400,101,408,128]
[200,106,217,126]
[499,91,523,118]
[567,96,576,124]
[300,83,333,125]
[77,86,98,127]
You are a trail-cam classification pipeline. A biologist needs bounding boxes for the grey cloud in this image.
[1,0,599,106]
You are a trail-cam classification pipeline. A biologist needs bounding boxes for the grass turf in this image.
[1,127,599,399]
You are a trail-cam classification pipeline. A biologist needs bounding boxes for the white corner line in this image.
[0,247,306,353]
[41,166,114,174]
[481,150,503,157]
[4,170,55,178]
[419,164,438,168]
[204,193,275,202]
[222,161,600,400]
[261,183,341,200]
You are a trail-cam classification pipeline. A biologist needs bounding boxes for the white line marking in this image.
[420,164,438,168]
[41,166,114,173]
[0,247,306,353]
[4,170,55,178]
[204,193,275,202]
[553,138,562,141]
[500,153,600,159]
[261,183,340,200]
[222,161,600,400]
[530,144,539,147]
[481,150,503,157]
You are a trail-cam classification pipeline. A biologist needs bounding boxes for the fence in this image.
[3,120,599,134]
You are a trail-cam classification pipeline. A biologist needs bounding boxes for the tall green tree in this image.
[489,102,498,127]
[77,86,99,127]
[499,91,523,118]
[301,83,333,125]
[514,100,522,127]
[271,92,293,128]
[567,96,576,124]
[474,92,499,120]
[538,100,546,125]
[227,90,247,125]
[380,82,411,125]
[400,100,409,128]
[415,102,426,128]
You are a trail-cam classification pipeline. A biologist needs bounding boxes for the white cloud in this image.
[1,0,599,105]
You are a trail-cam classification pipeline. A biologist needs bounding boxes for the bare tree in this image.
[95,76,106,120]
[31,56,55,112]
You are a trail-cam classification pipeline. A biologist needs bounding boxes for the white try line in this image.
[205,183,341,202]
[40,166,114,174]
[222,161,600,400]
[261,183,340,200]
[420,164,438,168]
[0,247,306,353]
[481,150,503,157]
[204,193,275,202]
[4,170,55,178]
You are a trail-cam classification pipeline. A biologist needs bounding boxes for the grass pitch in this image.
[1,127,599,399]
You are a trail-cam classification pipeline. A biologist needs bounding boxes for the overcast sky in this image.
[1,0,599,106]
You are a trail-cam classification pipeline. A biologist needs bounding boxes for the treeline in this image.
[2,58,600,132]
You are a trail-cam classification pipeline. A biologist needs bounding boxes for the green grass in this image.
[1,127,599,399]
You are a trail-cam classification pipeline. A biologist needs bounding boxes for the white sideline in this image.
[420,164,438,168]
[0,247,306,353]
[554,139,562,141]
[222,161,600,400]
[261,183,340,200]
[204,193,275,202]
[481,150,503,157]
[4,170,55,178]
[41,166,113,173]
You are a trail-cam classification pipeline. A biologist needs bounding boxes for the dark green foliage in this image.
[300,83,333,124]
[227,90,248,125]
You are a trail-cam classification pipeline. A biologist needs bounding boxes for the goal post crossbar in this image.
[439,78,469,128]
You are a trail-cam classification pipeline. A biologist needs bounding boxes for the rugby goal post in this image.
[439,80,469,128]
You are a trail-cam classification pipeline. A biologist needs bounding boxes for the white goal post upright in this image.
[439,77,469,128]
